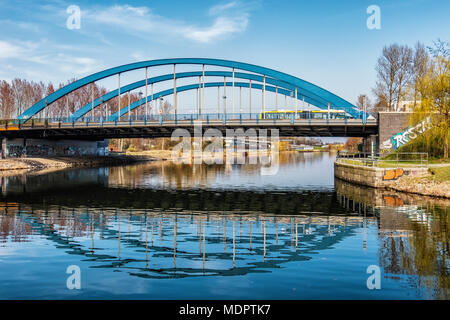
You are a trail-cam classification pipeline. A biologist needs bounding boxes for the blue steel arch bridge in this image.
[1,58,378,141]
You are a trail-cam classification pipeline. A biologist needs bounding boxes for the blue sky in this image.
[0,0,449,108]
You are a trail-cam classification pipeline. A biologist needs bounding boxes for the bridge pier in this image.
[361,134,378,155]
[0,138,109,158]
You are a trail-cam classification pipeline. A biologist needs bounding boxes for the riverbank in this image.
[385,165,450,198]
[0,154,154,175]
[334,160,450,199]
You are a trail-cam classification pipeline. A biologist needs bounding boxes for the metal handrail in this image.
[336,151,429,168]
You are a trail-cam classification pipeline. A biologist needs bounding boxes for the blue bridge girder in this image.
[71,71,330,122]
[110,81,298,121]
[18,58,364,121]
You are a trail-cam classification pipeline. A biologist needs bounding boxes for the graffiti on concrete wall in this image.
[6,142,105,157]
[380,117,432,153]
[383,168,404,181]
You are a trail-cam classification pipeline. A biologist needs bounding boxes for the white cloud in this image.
[0,39,100,82]
[209,1,238,15]
[85,3,250,44]
[184,16,249,43]
[0,41,23,59]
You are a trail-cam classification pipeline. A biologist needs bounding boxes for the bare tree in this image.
[411,42,430,107]
[395,45,413,108]
[0,81,14,118]
[373,44,413,111]
[427,38,450,58]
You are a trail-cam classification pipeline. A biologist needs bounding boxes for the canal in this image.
[0,152,448,299]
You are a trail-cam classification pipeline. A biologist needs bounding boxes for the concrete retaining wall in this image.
[1,138,109,158]
[334,161,428,188]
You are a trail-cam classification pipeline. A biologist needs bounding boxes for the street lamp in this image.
[222,95,227,116]
[159,97,164,115]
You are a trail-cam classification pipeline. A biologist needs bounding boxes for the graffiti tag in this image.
[381,117,432,152]
[383,168,404,181]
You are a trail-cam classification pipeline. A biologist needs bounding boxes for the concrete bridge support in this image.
[360,112,414,155]
[0,138,108,158]
[377,112,412,154]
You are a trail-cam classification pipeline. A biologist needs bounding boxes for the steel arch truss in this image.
[109,81,297,121]
[72,71,329,122]
[18,58,363,121]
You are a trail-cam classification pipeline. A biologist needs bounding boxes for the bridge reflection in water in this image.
[0,200,375,280]
[0,156,448,299]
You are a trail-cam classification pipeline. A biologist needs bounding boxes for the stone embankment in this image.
[334,161,450,198]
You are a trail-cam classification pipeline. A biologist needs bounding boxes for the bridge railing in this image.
[336,151,429,168]
[1,112,377,130]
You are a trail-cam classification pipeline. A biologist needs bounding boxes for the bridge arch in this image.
[109,81,295,121]
[72,71,330,121]
[19,58,363,121]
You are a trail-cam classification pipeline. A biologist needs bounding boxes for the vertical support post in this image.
[295,87,298,119]
[151,83,154,117]
[66,95,69,119]
[197,87,199,116]
[262,75,266,115]
[145,67,148,120]
[217,86,220,115]
[223,77,227,117]
[91,83,94,120]
[239,86,242,114]
[173,64,177,116]
[275,87,278,111]
[198,76,201,116]
[118,73,121,115]
[328,102,330,120]
[202,64,205,115]
[99,98,103,120]
[249,80,252,117]
[232,68,235,115]
[128,92,131,121]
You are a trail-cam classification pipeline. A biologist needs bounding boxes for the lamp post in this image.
[222,95,227,120]
[159,97,164,116]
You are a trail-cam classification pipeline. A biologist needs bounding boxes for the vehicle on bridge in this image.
[260,109,349,120]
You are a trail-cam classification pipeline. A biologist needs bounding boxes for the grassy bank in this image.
[427,166,450,182]
[384,165,450,198]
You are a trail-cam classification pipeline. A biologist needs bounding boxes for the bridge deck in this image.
[0,119,378,139]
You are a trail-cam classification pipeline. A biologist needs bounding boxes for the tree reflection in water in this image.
[335,178,449,300]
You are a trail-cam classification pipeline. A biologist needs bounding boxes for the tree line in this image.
[372,39,448,112]
[357,39,449,158]
[0,78,173,119]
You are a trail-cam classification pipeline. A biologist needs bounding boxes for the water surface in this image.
[0,152,448,299]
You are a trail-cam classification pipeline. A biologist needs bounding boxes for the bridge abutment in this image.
[0,138,109,158]
[377,112,412,154]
